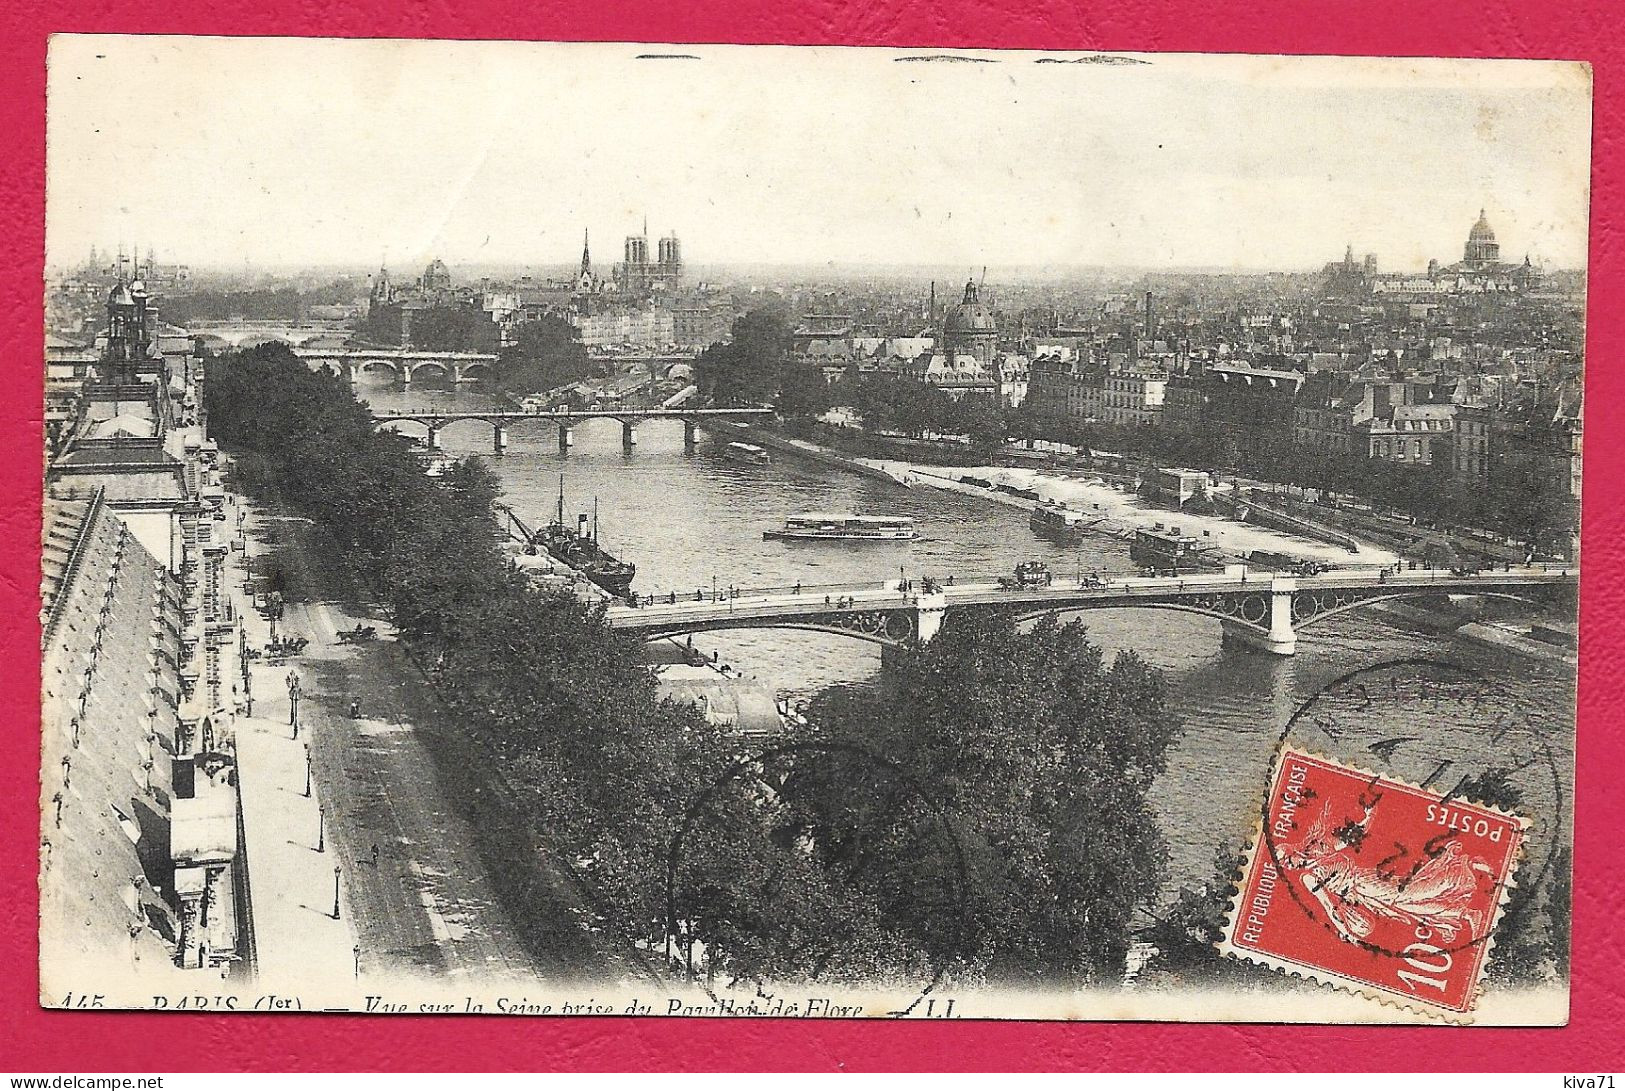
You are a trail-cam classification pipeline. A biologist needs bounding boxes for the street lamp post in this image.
[304,746,312,798]
[353,943,361,978]
[317,805,325,853]
[332,865,342,921]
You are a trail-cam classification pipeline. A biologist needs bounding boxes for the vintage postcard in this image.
[40,37,1586,1023]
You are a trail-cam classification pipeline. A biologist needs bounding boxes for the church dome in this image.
[943,280,996,335]
[1464,208,1501,264]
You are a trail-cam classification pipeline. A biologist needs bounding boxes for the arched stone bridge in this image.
[607,567,1577,657]
[370,406,774,452]
[295,348,500,387]
[192,322,349,349]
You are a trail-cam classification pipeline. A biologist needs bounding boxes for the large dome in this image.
[943,280,996,335]
[1464,208,1502,264]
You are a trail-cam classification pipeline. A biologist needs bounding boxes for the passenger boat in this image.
[763,513,918,542]
[725,441,772,464]
[1129,524,1223,574]
[1029,500,1088,540]
[532,477,637,599]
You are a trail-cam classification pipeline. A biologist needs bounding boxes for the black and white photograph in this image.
[39,37,1588,1022]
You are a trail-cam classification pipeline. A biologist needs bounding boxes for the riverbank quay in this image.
[904,465,1397,569]
[1258,491,1540,566]
[1210,490,1363,553]
[218,485,622,987]
[702,418,909,485]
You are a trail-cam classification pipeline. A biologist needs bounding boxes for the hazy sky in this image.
[46,37,1593,274]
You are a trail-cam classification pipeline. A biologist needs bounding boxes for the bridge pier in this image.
[879,592,947,672]
[558,423,574,452]
[622,421,639,449]
[683,419,698,452]
[913,592,948,643]
[1221,576,1297,656]
[493,425,508,454]
[427,426,442,450]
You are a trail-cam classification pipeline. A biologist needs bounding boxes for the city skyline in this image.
[47,38,1592,274]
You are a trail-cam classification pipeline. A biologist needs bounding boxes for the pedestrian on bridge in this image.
[794,581,802,595]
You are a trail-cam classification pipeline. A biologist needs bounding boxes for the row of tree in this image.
[205,342,1185,989]
[1004,407,1577,554]
[163,283,356,324]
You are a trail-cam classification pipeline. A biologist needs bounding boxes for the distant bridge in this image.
[295,348,500,387]
[370,405,774,452]
[191,322,350,349]
[605,566,1577,657]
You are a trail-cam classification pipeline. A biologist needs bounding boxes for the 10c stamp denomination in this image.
[1220,747,1530,1020]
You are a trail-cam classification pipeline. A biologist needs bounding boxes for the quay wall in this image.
[703,420,908,486]
[1216,493,1364,553]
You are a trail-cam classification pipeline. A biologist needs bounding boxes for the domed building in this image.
[941,279,998,368]
[420,258,453,294]
[1367,206,1542,298]
[1463,208,1501,266]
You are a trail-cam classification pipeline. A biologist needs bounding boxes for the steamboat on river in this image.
[533,477,637,599]
[1029,499,1090,541]
[1129,524,1226,575]
[764,513,918,542]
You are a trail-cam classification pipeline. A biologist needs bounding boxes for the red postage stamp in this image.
[1219,747,1530,1019]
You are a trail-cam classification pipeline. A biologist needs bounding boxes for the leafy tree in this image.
[1138,842,1261,984]
[408,303,500,353]
[494,315,597,395]
[697,308,790,405]
[1545,845,1572,979]
[798,612,1181,985]
[777,360,834,419]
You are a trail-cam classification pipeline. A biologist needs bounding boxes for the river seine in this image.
[366,384,1576,899]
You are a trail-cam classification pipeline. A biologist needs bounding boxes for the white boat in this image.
[764,513,918,542]
[725,441,772,464]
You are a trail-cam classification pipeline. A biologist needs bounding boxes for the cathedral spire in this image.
[581,228,591,274]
